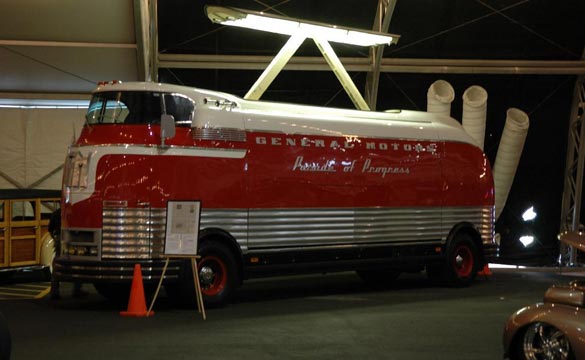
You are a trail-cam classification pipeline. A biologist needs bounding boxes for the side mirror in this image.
[161,114,176,146]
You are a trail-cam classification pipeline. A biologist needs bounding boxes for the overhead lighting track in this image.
[206,5,400,110]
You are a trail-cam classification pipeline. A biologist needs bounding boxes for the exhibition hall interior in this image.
[0,1,584,359]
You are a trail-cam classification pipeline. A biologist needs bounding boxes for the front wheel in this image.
[197,241,238,307]
[512,322,574,360]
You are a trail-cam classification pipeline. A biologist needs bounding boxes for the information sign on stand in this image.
[148,200,206,319]
[164,201,201,256]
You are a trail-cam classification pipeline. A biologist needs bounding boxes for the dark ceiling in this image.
[157,0,585,265]
[3,0,581,264]
[0,0,580,265]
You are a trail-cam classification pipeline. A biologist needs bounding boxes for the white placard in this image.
[164,200,201,256]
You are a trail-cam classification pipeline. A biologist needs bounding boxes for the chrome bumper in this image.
[53,257,183,283]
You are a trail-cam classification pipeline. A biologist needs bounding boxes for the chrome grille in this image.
[101,208,166,259]
[193,127,246,142]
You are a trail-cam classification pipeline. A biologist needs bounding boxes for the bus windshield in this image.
[86,91,194,127]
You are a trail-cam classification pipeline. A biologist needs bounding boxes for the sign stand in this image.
[148,255,206,320]
[148,200,205,319]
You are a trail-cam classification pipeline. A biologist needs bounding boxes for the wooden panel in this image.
[0,239,4,263]
[11,238,35,262]
[11,227,35,237]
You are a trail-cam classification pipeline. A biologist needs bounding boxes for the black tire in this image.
[428,233,480,287]
[445,233,480,287]
[356,268,400,287]
[197,241,238,307]
[511,322,574,360]
[166,241,238,308]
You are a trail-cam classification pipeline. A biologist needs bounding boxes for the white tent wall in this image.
[0,108,85,190]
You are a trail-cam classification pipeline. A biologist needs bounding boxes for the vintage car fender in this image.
[503,302,585,359]
[39,233,56,272]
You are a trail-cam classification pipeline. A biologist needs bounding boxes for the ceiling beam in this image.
[158,54,585,75]
[0,40,136,49]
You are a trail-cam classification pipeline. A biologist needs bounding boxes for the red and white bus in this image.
[53,81,496,306]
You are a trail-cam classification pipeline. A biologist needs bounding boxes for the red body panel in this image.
[64,125,493,230]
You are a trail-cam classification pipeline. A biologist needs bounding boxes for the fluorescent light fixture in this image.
[0,98,89,109]
[522,206,537,222]
[519,235,535,247]
[206,5,400,47]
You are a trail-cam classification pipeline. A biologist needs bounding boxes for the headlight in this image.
[66,150,91,189]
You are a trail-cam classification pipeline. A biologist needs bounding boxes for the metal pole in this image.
[149,0,159,82]
[365,0,397,110]
[559,74,585,265]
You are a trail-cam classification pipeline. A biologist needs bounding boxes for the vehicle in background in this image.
[0,189,59,280]
[503,230,585,360]
[503,280,585,360]
[53,81,497,306]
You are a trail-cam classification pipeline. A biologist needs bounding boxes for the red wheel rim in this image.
[198,255,227,296]
[453,245,473,277]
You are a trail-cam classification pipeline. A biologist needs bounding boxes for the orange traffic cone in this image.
[120,264,154,317]
[478,264,492,277]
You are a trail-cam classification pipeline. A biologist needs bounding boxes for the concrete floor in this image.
[0,268,578,360]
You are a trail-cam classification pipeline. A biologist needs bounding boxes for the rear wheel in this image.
[427,232,480,287]
[513,322,574,360]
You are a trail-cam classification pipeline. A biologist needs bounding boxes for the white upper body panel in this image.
[94,81,478,147]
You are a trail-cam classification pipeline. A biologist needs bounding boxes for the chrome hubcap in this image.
[522,322,571,360]
[199,266,215,285]
[455,254,464,267]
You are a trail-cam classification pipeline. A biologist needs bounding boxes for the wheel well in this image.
[198,228,244,284]
[508,325,528,358]
[447,223,485,267]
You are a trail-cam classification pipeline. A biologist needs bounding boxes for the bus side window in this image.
[165,94,194,127]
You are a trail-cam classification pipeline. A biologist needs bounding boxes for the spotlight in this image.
[519,235,535,247]
[522,206,537,222]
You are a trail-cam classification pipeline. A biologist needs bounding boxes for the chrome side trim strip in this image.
[200,209,248,251]
[246,206,494,249]
[96,206,493,259]
[247,239,443,254]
